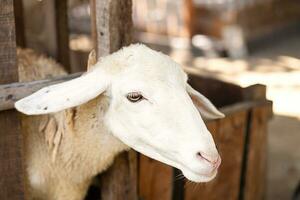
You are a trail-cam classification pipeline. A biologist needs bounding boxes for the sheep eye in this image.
[126,92,144,103]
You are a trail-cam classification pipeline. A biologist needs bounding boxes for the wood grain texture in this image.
[0,0,26,199]
[0,72,82,111]
[90,0,133,58]
[100,151,138,200]
[242,104,272,200]
[139,154,173,200]
[185,111,247,200]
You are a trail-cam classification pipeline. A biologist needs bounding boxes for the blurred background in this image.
[21,0,300,199]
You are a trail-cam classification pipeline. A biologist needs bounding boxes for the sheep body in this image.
[18,49,127,200]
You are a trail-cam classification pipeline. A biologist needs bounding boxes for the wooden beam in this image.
[90,0,137,199]
[0,0,26,199]
[0,72,82,111]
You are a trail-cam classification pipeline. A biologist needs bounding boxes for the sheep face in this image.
[105,47,224,182]
[15,44,224,183]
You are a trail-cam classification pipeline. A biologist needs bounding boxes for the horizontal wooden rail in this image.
[0,72,82,112]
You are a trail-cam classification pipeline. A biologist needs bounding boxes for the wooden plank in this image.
[139,155,173,200]
[100,151,138,200]
[243,84,267,101]
[0,74,272,116]
[0,0,26,199]
[0,72,82,111]
[241,104,272,200]
[13,0,26,47]
[183,0,195,38]
[90,0,137,199]
[54,0,70,72]
[90,0,133,58]
[185,111,247,200]
[187,73,244,108]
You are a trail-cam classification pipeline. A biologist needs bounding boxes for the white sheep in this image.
[16,44,224,200]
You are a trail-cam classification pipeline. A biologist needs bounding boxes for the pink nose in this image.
[196,152,221,169]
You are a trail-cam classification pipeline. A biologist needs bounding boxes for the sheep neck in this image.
[55,94,128,183]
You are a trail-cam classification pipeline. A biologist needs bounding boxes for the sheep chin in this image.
[181,167,218,183]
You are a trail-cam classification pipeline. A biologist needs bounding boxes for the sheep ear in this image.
[187,83,225,120]
[15,68,110,115]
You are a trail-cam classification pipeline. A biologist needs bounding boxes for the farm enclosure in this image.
[0,0,273,199]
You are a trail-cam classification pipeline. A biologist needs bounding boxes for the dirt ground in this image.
[169,32,300,200]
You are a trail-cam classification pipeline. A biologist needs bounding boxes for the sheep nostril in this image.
[196,152,221,168]
[196,152,211,163]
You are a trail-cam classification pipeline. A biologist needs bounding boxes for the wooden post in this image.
[13,0,26,47]
[90,0,137,199]
[139,154,173,200]
[0,0,26,199]
[90,0,133,58]
[183,0,195,38]
[54,0,70,72]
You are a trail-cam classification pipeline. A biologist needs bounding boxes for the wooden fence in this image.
[0,0,272,199]
[138,72,272,200]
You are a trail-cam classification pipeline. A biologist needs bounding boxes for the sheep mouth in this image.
[180,166,218,183]
[148,148,219,183]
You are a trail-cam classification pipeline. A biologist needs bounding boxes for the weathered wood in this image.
[0,72,82,111]
[54,0,70,72]
[242,104,272,200]
[0,0,26,199]
[243,84,267,101]
[100,151,138,200]
[185,111,247,200]
[90,0,137,199]
[0,72,272,113]
[183,0,195,38]
[139,155,173,200]
[90,0,133,58]
[13,0,26,47]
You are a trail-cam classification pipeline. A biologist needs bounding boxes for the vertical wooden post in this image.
[13,0,26,47]
[183,0,194,38]
[55,0,70,72]
[90,0,133,58]
[90,0,137,199]
[0,0,26,199]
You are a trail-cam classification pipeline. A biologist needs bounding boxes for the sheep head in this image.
[15,44,224,183]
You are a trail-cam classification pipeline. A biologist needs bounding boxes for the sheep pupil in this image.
[127,92,143,103]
